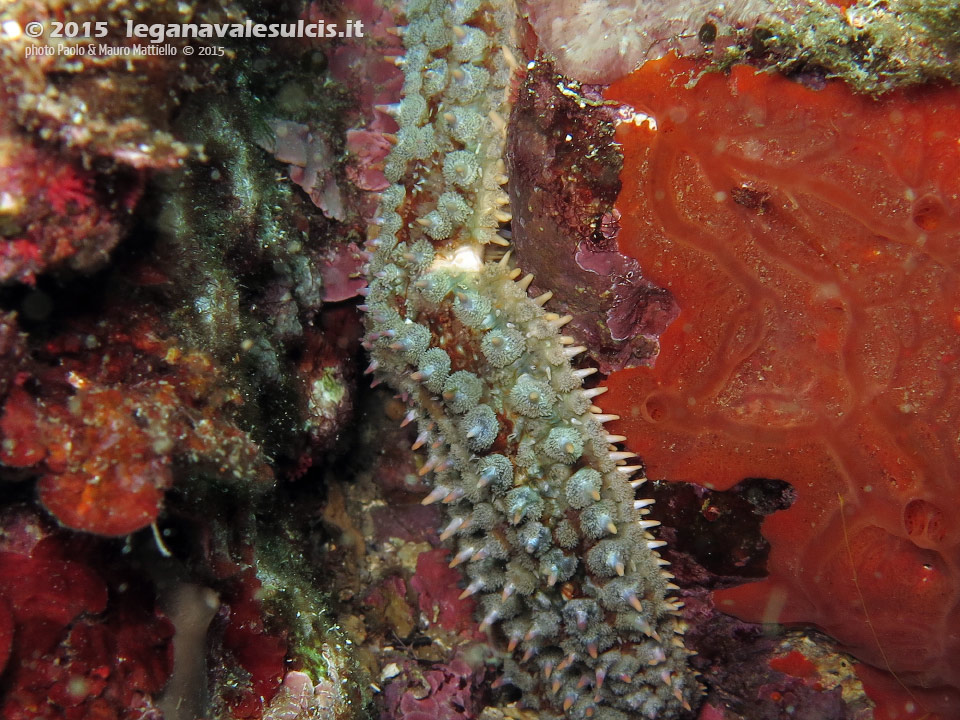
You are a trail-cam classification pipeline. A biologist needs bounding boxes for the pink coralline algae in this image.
[345,130,393,193]
[262,0,403,226]
[409,549,481,636]
[0,314,272,536]
[317,243,368,302]
[322,0,403,216]
[323,0,403,120]
[381,652,488,720]
[265,120,345,221]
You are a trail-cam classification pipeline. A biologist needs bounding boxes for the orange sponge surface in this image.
[602,55,960,714]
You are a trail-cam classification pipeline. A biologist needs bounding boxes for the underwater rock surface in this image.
[0,0,958,718]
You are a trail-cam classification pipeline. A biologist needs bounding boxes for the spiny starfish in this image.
[360,0,698,717]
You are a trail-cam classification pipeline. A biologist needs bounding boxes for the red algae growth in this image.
[0,317,272,536]
[600,54,960,714]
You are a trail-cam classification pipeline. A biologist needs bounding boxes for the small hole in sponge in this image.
[912,195,945,232]
[903,498,947,546]
[643,395,667,423]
